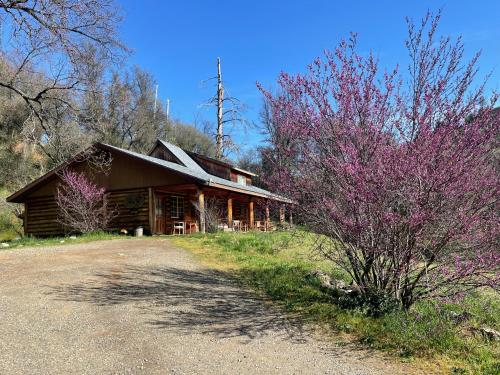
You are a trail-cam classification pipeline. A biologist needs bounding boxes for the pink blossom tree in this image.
[56,169,114,233]
[259,12,499,309]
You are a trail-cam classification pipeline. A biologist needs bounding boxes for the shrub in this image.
[0,190,22,240]
[259,11,499,309]
[56,169,115,233]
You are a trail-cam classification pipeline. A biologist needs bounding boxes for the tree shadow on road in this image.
[46,265,308,342]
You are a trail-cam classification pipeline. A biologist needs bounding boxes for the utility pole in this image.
[216,57,224,159]
[153,84,158,119]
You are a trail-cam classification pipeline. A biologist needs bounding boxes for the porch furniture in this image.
[255,221,266,232]
[185,221,198,234]
[173,221,185,235]
[217,219,228,231]
[232,220,241,231]
[241,221,248,232]
[233,220,248,232]
[218,222,229,231]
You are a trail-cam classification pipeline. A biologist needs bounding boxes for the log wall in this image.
[25,197,64,236]
[24,188,152,236]
[107,188,151,233]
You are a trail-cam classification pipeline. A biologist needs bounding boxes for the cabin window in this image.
[237,174,247,186]
[171,196,184,218]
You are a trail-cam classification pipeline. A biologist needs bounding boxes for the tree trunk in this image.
[216,57,224,159]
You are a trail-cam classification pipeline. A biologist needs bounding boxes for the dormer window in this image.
[237,174,247,186]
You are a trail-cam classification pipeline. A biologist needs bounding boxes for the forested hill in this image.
[0,61,216,192]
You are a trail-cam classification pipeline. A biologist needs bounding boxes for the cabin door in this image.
[154,195,166,234]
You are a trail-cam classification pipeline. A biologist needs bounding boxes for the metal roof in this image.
[105,142,290,201]
[156,140,207,174]
[6,141,290,203]
[102,143,208,181]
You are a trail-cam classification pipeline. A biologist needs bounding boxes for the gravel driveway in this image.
[0,238,412,375]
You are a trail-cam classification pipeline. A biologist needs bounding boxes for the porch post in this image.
[197,188,205,233]
[249,199,254,229]
[227,197,233,228]
[289,207,293,226]
[279,204,285,224]
[265,201,270,231]
[148,187,155,234]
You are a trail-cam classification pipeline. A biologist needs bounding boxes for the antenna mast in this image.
[153,84,158,118]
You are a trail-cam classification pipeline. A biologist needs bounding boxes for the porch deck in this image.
[151,184,289,235]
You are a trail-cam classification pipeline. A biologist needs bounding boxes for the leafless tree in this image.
[0,0,125,129]
[79,66,168,153]
[192,196,225,233]
[200,57,248,159]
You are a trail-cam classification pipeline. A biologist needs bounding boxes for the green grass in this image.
[0,231,123,249]
[172,230,500,375]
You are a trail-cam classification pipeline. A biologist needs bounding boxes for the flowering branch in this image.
[259,11,499,309]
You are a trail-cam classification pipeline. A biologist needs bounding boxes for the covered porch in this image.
[149,183,291,235]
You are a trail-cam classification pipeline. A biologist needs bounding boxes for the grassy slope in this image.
[171,231,500,375]
[0,188,22,241]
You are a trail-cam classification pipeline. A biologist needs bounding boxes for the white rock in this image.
[309,269,350,291]
[59,240,65,244]
[1,242,10,248]
[479,327,500,341]
[69,235,77,240]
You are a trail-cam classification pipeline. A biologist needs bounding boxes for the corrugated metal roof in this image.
[103,142,290,201]
[157,140,206,174]
[102,143,208,181]
[6,141,291,203]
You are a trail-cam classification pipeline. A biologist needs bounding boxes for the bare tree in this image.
[191,196,224,233]
[201,57,247,159]
[0,0,125,128]
[78,66,168,153]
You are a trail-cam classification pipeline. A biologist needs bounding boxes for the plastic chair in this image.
[173,221,185,235]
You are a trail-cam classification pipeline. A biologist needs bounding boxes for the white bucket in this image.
[135,226,143,237]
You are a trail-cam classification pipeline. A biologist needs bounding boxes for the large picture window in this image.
[171,196,184,219]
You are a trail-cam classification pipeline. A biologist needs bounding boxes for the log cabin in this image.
[6,139,291,236]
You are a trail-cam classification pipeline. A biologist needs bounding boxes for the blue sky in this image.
[118,0,500,153]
